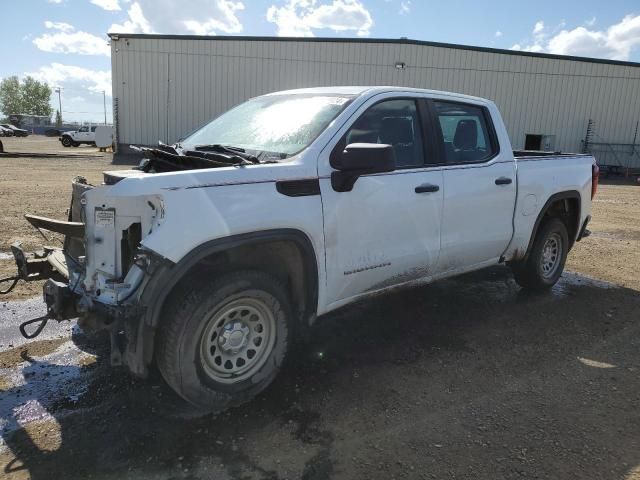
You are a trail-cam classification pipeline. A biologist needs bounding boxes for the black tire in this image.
[511,217,569,289]
[61,136,72,147]
[156,270,293,412]
[72,141,80,147]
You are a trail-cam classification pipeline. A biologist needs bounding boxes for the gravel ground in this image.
[1,137,640,479]
[0,137,114,300]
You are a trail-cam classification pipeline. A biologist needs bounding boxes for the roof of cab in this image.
[264,86,492,104]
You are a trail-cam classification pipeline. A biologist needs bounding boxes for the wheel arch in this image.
[129,229,319,375]
[523,190,581,261]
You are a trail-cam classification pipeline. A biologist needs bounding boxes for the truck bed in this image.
[513,150,592,159]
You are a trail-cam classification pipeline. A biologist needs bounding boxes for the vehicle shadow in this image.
[2,266,640,479]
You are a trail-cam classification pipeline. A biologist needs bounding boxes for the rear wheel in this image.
[156,270,293,412]
[61,136,72,147]
[511,218,569,289]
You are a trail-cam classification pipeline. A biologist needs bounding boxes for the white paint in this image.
[76,86,593,317]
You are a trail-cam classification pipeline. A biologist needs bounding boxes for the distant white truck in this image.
[5,87,598,413]
[59,125,113,148]
[60,125,97,147]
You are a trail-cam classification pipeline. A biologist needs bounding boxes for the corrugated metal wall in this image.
[111,36,640,166]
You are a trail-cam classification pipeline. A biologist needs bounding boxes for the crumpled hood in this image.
[103,154,317,198]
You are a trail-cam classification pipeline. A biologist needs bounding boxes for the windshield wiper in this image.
[192,144,260,164]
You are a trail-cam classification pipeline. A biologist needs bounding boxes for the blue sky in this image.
[2,0,640,122]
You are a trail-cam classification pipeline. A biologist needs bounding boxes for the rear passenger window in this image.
[434,101,496,163]
[344,99,425,168]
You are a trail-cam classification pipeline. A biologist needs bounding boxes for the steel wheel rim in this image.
[540,233,562,279]
[199,296,276,384]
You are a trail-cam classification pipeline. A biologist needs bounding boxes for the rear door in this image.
[431,99,516,272]
[319,94,444,310]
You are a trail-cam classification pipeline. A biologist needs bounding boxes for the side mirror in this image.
[331,143,396,192]
[334,143,396,173]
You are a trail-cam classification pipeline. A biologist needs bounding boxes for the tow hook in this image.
[15,279,77,340]
[0,274,20,295]
[19,315,51,339]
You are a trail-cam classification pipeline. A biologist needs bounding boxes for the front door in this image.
[319,95,444,310]
[432,100,516,272]
[77,126,90,141]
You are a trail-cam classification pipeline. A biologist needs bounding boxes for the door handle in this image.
[495,177,513,185]
[415,183,440,193]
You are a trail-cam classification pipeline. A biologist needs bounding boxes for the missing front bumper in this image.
[0,242,70,295]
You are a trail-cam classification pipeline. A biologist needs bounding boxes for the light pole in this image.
[103,90,107,124]
[54,87,63,126]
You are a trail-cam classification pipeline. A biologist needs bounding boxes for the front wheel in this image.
[156,270,293,412]
[61,136,72,147]
[511,218,569,289]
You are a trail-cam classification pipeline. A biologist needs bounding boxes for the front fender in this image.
[125,229,319,376]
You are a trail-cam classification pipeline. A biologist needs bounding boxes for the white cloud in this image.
[26,63,112,96]
[510,14,640,60]
[44,21,74,32]
[547,27,613,58]
[266,1,312,36]
[267,0,373,37]
[510,21,543,52]
[91,0,121,11]
[33,22,110,56]
[533,21,544,34]
[109,2,154,33]
[585,16,596,27]
[109,0,243,35]
[399,1,410,15]
[47,0,64,3]
[495,30,503,38]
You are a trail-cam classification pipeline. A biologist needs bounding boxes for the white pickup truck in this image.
[4,87,598,412]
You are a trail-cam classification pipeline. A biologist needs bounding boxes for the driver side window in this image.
[344,99,425,168]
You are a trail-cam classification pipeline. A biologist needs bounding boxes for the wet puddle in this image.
[0,338,97,441]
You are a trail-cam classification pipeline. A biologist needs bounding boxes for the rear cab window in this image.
[433,101,498,164]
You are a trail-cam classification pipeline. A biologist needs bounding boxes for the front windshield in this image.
[181,93,354,157]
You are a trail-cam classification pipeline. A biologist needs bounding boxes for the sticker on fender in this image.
[95,210,115,227]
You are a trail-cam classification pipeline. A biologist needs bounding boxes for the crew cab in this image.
[4,87,598,412]
[60,125,97,147]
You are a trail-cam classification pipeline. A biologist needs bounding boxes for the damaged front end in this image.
[1,144,265,373]
[2,175,166,370]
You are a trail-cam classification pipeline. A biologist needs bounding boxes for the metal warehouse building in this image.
[109,34,640,168]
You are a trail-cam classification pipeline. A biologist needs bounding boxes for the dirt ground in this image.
[1,136,640,479]
[0,137,114,299]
